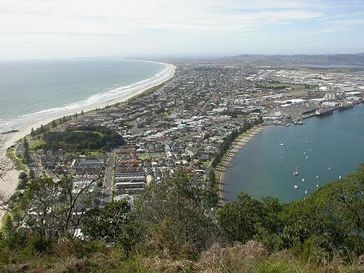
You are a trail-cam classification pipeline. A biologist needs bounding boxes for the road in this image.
[104,150,116,198]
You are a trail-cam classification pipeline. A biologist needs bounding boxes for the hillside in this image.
[220,53,364,67]
[1,166,364,272]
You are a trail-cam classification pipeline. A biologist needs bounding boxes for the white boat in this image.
[302,178,305,182]
[294,185,298,189]
[304,190,308,194]
[293,166,299,176]
[280,143,285,146]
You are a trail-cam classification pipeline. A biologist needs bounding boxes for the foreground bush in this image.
[1,166,364,272]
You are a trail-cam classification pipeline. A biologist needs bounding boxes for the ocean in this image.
[0,58,167,133]
[224,104,364,203]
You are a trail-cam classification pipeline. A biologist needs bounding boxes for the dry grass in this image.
[138,241,361,273]
[1,241,362,273]
[194,241,268,273]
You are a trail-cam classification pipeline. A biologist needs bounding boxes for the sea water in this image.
[0,58,166,133]
[224,104,364,203]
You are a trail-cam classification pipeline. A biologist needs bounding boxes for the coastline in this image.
[217,102,364,205]
[219,103,364,203]
[217,125,265,205]
[0,62,176,216]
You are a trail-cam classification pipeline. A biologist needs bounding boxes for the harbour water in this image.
[224,104,364,203]
[0,58,167,133]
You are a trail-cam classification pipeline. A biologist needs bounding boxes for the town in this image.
[12,62,364,207]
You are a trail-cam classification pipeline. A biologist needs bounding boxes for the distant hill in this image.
[221,53,364,67]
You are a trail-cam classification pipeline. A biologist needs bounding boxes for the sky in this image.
[0,0,364,60]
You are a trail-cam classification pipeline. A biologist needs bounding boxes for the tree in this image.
[16,175,101,239]
[134,170,218,258]
[39,124,45,134]
[217,193,266,244]
[16,172,28,191]
[42,126,124,151]
[280,165,364,255]
[81,200,138,255]
[82,200,131,243]
[22,137,30,164]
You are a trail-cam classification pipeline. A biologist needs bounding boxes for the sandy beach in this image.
[216,125,265,205]
[0,62,175,217]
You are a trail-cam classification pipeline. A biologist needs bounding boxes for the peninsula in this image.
[3,59,364,207]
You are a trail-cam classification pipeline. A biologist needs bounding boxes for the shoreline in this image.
[218,102,364,205]
[2,63,175,150]
[217,125,265,205]
[0,62,176,215]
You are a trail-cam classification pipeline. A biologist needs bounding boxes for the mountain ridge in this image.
[221,53,364,67]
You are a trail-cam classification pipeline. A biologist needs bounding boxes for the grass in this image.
[0,239,361,273]
[253,258,360,273]
[286,90,308,97]
[88,151,106,157]
[28,139,46,151]
[255,82,319,100]
[137,153,161,160]
[255,259,300,273]
[6,145,27,172]
[0,212,11,230]
[202,160,212,168]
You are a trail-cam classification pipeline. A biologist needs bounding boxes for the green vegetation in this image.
[255,81,318,91]
[30,115,81,138]
[1,166,364,272]
[137,152,160,160]
[6,145,27,172]
[202,160,212,168]
[28,139,47,151]
[211,119,260,169]
[41,126,124,151]
[22,138,30,164]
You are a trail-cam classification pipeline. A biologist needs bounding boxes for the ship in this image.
[338,103,353,111]
[316,108,335,117]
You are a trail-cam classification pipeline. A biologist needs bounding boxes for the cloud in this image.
[312,17,364,34]
[0,0,362,59]
[0,0,324,35]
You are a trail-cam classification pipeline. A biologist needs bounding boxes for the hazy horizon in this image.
[1,52,364,63]
[1,0,364,60]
